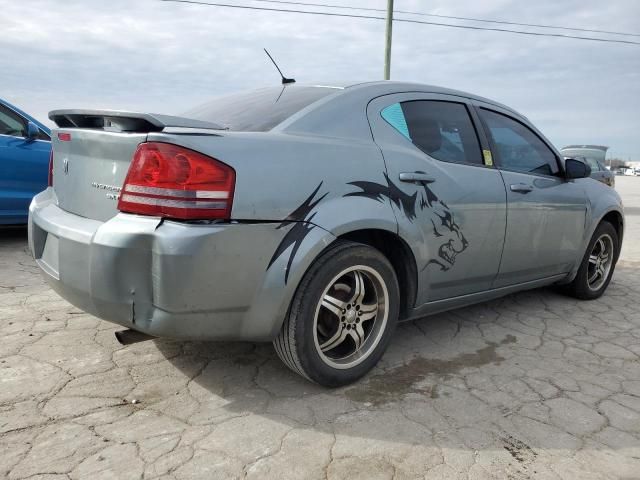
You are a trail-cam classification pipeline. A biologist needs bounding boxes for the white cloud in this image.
[1,0,638,158]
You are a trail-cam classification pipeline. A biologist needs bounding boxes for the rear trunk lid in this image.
[52,130,146,221]
[49,110,224,222]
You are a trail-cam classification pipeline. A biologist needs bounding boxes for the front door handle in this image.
[399,172,436,184]
[510,183,534,193]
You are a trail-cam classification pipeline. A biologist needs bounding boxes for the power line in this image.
[160,0,640,45]
[246,0,640,38]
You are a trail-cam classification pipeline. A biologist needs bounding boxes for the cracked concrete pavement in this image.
[1,176,639,479]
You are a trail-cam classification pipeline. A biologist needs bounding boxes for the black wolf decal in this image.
[345,175,469,271]
[268,175,468,284]
[267,182,328,284]
[425,204,469,271]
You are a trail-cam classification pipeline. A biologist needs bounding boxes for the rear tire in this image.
[273,240,399,387]
[561,221,618,300]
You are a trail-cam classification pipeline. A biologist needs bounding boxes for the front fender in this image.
[562,180,624,283]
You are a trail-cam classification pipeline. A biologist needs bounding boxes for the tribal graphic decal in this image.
[267,182,328,284]
[268,174,469,284]
[345,175,469,272]
[345,173,418,221]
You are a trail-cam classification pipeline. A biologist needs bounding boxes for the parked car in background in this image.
[0,98,51,224]
[560,145,615,187]
[565,155,615,187]
[30,82,624,386]
[621,167,638,176]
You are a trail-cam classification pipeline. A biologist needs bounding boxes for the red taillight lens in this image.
[48,150,54,187]
[118,142,235,220]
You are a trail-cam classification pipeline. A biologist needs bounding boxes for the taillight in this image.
[48,150,54,187]
[117,142,235,220]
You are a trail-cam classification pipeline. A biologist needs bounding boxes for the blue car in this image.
[0,99,51,225]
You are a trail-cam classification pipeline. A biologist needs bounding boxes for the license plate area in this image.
[38,233,60,279]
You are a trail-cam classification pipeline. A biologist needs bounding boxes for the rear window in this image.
[183,86,339,132]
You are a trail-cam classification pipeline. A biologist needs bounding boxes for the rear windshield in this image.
[183,86,339,132]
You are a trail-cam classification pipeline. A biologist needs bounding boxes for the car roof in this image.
[274,80,530,142]
[294,80,524,119]
[343,80,524,117]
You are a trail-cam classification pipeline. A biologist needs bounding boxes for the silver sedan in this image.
[29,81,624,386]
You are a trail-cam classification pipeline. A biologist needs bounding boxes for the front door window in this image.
[479,108,559,176]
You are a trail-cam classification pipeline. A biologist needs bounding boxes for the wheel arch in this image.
[261,224,419,339]
[561,206,625,285]
[600,209,624,259]
[336,228,418,320]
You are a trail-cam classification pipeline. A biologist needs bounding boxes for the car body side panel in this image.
[145,130,401,282]
[146,131,390,221]
[470,100,591,287]
[493,171,589,286]
[148,219,333,340]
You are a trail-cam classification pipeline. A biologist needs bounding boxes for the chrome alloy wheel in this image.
[587,233,614,291]
[313,266,389,369]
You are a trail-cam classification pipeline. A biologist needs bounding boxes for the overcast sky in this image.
[2,0,639,159]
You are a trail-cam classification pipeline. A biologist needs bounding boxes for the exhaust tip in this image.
[115,329,155,345]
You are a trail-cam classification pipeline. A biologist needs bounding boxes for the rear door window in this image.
[479,108,559,176]
[184,86,339,131]
[381,100,483,165]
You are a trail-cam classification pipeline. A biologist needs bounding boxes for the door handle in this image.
[399,172,436,184]
[510,183,534,193]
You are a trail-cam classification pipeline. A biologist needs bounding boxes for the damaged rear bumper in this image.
[28,188,297,341]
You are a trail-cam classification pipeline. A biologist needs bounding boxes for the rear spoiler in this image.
[48,109,226,133]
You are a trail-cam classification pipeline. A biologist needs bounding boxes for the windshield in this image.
[183,86,340,132]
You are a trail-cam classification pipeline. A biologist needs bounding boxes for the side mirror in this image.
[565,158,591,180]
[26,122,39,141]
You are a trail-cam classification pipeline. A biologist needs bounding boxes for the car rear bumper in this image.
[28,188,300,341]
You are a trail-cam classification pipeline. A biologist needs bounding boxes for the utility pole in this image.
[384,0,394,80]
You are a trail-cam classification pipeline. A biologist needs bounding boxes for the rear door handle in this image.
[399,172,436,184]
[510,183,534,193]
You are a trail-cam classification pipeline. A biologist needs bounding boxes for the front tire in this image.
[562,221,619,300]
[274,241,400,387]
